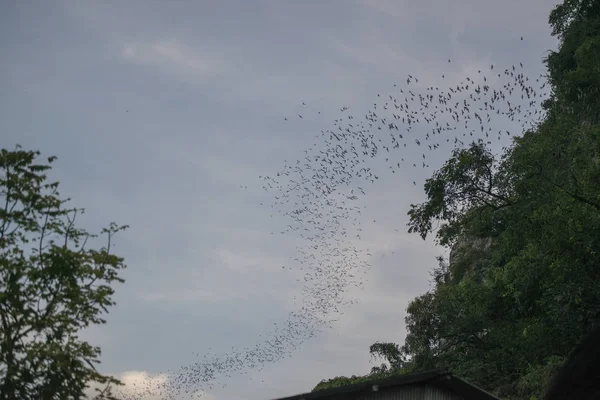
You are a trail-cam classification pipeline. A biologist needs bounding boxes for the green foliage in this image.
[312,341,415,392]
[515,356,566,400]
[0,146,128,400]
[313,1,600,398]
[407,140,513,247]
[401,1,600,396]
[313,374,374,392]
[548,0,598,39]
[368,342,408,374]
[546,0,600,121]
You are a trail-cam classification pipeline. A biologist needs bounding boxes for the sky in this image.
[1,1,560,399]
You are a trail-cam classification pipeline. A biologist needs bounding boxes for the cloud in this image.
[87,370,221,400]
[85,370,167,400]
[109,371,217,400]
[121,39,222,82]
[133,243,302,308]
[3,1,560,399]
[118,371,169,398]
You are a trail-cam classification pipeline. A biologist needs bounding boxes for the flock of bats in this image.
[115,41,552,400]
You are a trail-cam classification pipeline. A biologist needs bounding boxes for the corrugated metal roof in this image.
[271,369,501,400]
[359,383,464,400]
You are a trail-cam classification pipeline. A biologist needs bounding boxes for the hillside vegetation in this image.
[314,1,600,399]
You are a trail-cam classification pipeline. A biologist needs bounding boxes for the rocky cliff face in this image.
[449,236,492,266]
[448,236,493,282]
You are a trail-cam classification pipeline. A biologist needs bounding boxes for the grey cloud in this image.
[1,0,560,398]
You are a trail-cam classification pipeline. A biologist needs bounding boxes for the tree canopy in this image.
[0,146,128,399]
[314,1,600,398]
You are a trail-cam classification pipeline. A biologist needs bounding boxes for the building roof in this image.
[272,368,501,400]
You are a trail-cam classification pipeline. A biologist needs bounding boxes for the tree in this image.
[406,139,513,248]
[543,323,600,400]
[0,146,128,400]
[368,342,410,375]
[400,0,600,396]
[313,1,600,398]
[312,342,413,392]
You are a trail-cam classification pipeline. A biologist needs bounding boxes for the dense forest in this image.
[313,0,600,399]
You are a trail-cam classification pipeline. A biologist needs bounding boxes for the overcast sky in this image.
[1,1,559,399]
